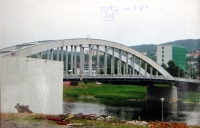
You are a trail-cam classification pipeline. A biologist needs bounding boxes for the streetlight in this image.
[160,98,165,122]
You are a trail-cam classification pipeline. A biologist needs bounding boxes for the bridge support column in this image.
[132,55,135,76]
[65,46,68,74]
[50,49,53,60]
[126,53,128,74]
[47,50,50,60]
[57,47,59,61]
[104,46,108,75]
[139,59,141,76]
[71,46,73,74]
[74,46,77,74]
[89,44,92,76]
[80,45,83,74]
[82,47,85,73]
[119,49,122,74]
[61,47,63,61]
[150,67,153,77]
[37,52,42,59]
[97,45,100,74]
[146,85,178,102]
[111,47,115,74]
[117,60,119,74]
[145,62,147,77]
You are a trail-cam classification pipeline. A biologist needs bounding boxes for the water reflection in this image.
[63,97,200,125]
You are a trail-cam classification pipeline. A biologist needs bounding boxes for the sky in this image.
[0,0,200,49]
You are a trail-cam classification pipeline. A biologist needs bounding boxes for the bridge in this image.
[0,38,200,114]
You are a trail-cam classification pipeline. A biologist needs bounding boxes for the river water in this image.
[63,97,200,125]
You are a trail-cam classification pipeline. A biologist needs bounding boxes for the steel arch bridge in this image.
[0,38,199,84]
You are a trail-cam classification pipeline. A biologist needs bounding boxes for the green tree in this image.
[100,69,104,74]
[161,60,185,77]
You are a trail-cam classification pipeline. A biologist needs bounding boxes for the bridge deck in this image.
[63,74,200,84]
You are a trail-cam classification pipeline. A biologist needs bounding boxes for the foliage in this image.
[180,92,200,103]
[147,52,156,62]
[130,44,157,53]
[100,69,104,74]
[161,60,185,77]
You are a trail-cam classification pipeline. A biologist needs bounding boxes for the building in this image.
[186,51,200,58]
[157,44,186,71]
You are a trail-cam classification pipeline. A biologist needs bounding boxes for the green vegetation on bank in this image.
[63,82,147,100]
[180,92,200,103]
[63,82,200,103]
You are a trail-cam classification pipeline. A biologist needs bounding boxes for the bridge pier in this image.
[146,84,178,102]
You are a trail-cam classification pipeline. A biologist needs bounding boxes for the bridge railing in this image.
[63,73,200,83]
[63,73,166,79]
[173,77,200,83]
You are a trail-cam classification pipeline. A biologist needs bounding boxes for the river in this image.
[63,97,200,125]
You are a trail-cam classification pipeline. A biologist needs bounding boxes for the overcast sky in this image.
[0,0,200,49]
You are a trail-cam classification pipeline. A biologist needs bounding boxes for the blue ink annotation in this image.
[86,35,90,40]
[124,5,150,11]
[100,6,119,21]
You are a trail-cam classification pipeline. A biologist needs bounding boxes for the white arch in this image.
[0,38,172,78]
[97,46,151,77]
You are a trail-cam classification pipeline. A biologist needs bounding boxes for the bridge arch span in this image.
[1,38,172,78]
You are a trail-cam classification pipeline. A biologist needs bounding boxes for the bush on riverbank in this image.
[63,82,147,100]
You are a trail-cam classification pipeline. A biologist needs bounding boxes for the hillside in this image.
[130,39,200,53]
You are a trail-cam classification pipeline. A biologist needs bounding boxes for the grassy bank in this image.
[1,113,199,128]
[179,92,200,103]
[63,82,200,103]
[63,82,147,100]
[0,113,148,128]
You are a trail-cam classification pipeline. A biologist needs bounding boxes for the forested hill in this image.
[130,39,200,53]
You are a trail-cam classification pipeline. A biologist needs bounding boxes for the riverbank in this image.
[0,113,147,128]
[63,82,200,103]
[1,113,200,128]
[63,82,146,100]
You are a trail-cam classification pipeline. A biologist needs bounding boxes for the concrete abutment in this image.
[0,57,63,114]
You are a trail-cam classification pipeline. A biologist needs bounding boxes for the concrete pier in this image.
[1,57,63,114]
[146,85,178,102]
